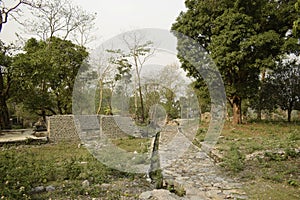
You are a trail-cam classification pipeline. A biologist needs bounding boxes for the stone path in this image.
[157,125,247,200]
[0,129,48,143]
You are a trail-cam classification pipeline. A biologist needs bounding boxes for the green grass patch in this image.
[210,121,300,199]
[111,136,151,153]
[0,142,152,199]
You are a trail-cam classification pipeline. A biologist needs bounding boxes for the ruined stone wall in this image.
[48,115,129,142]
[48,115,80,142]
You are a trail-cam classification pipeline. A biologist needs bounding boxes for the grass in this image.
[0,142,153,199]
[195,121,300,199]
[1,120,299,199]
[111,136,151,153]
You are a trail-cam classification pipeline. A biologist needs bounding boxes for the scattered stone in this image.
[31,186,45,193]
[45,185,55,192]
[158,125,248,200]
[139,191,152,199]
[101,183,111,188]
[139,189,181,200]
[82,180,90,188]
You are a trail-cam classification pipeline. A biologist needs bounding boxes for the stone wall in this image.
[48,115,80,142]
[48,115,131,142]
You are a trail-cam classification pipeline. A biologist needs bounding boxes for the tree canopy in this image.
[13,37,88,120]
[172,0,298,124]
[261,59,300,122]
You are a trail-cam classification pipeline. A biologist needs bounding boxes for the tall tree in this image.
[88,49,117,115]
[0,40,12,129]
[108,32,155,123]
[262,60,300,122]
[24,0,96,45]
[13,37,88,120]
[172,0,298,124]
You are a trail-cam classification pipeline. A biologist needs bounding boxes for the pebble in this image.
[46,185,55,192]
[31,186,45,193]
[82,180,90,188]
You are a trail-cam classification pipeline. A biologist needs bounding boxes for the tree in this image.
[13,37,88,120]
[262,60,300,122]
[88,49,118,115]
[172,0,298,124]
[0,0,40,32]
[293,0,300,36]
[108,32,155,123]
[24,0,96,45]
[0,40,12,129]
[156,63,187,122]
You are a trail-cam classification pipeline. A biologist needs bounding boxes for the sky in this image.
[0,0,187,47]
[72,0,186,43]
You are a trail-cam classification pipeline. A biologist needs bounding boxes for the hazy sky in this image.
[0,0,186,46]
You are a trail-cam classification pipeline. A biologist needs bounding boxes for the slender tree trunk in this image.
[138,83,145,123]
[257,108,262,120]
[134,55,145,123]
[134,75,138,119]
[107,88,113,115]
[231,95,242,125]
[257,69,266,120]
[287,102,293,122]
[97,79,103,115]
[41,109,46,122]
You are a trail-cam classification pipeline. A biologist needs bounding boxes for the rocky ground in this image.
[140,125,247,200]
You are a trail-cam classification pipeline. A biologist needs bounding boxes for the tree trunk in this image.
[97,79,103,115]
[0,95,11,129]
[138,85,145,123]
[134,55,145,123]
[287,109,292,122]
[41,109,46,123]
[0,69,11,129]
[287,102,293,122]
[257,107,262,121]
[231,96,242,125]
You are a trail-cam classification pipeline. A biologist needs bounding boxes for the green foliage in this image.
[172,0,298,124]
[0,40,13,129]
[111,137,151,153]
[293,0,300,36]
[221,145,245,173]
[13,37,88,117]
[107,36,154,123]
[0,143,151,199]
[260,61,300,122]
[288,179,299,187]
[165,181,186,197]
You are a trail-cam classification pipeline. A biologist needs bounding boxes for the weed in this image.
[288,180,299,187]
[221,145,245,173]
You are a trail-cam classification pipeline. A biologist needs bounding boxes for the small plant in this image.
[288,129,300,141]
[149,169,163,189]
[64,157,83,180]
[262,173,284,183]
[288,179,299,187]
[285,148,298,158]
[264,152,286,161]
[221,145,245,173]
